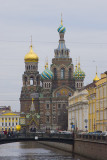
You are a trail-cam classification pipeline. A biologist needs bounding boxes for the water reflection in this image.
[0,141,91,160]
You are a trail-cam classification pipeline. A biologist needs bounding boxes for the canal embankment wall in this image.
[38,139,107,160]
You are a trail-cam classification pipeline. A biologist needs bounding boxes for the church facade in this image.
[19,18,85,131]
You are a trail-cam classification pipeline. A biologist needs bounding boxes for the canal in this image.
[0,141,91,160]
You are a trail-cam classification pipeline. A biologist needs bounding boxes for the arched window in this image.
[81,83,82,87]
[68,68,71,79]
[45,83,46,88]
[47,83,48,88]
[30,77,34,85]
[24,77,27,85]
[36,76,39,85]
[54,68,57,80]
[61,68,65,79]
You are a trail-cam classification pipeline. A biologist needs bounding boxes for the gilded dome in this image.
[93,72,100,82]
[24,45,39,62]
[41,62,53,80]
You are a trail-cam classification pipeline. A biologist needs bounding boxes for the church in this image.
[19,18,85,132]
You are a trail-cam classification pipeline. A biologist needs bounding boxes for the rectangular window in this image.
[2,123,4,126]
[9,123,10,126]
[12,128,14,131]
[9,118,10,120]
[16,118,17,120]
[58,104,61,109]
[2,118,4,121]
[12,118,14,120]
[5,118,7,121]
[46,104,49,109]
[12,123,14,126]
[5,123,7,126]
[16,122,17,125]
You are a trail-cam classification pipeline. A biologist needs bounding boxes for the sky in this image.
[0,0,107,111]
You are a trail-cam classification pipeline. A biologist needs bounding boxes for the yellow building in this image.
[87,83,97,132]
[0,112,20,132]
[87,72,107,132]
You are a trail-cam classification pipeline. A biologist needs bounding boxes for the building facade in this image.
[20,19,85,131]
[67,89,88,132]
[0,112,20,131]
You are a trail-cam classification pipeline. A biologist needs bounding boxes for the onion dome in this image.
[73,62,85,80]
[93,72,100,82]
[57,14,66,33]
[41,62,53,80]
[24,45,39,62]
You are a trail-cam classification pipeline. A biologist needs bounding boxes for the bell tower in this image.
[20,41,40,113]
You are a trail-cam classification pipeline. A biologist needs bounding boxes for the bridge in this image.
[0,132,74,145]
[0,132,107,160]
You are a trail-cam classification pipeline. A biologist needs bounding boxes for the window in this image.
[9,123,10,126]
[58,104,61,109]
[2,118,4,121]
[45,83,46,88]
[5,123,7,126]
[16,118,17,120]
[5,118,7,121]
[46,104,49,109]
[9,118,10,120]
[12,118,14,120]
[68,68,71,79]
[61,68,65,79]
[12,123,14,126]
[16,122,17,125]
[25,77,27,85]
[36,76,39,85]
[2,123,4,126]
[30,77,34,85]
[12,128,14,131]
[54,68,57,80]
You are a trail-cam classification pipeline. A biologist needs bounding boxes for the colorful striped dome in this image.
[73,63,85,80]
[41,63,53,80]
[57,25,66,33]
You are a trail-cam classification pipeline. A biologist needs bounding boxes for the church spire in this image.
[93,66,100,82]
[61,13,63,25]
